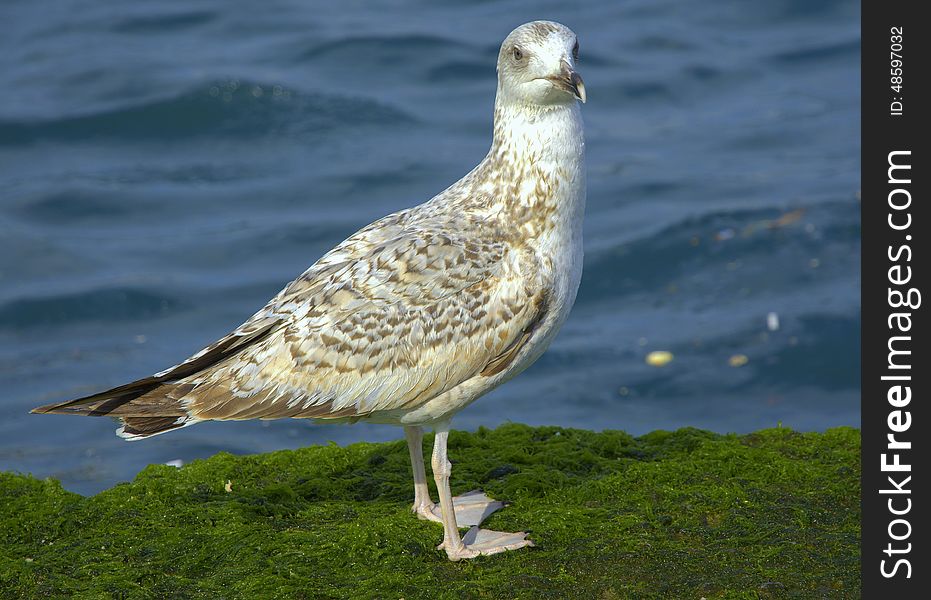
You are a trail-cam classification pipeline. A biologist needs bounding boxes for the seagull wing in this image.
[180,209,548,420]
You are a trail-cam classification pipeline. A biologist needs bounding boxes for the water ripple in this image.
[110,11,217,34]
[0,80,414,145]
[0,288,187,331]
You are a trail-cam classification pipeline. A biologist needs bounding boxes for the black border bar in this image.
[862,1,928,596]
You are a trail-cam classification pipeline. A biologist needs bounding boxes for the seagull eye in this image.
[512,47,523,61]
[572,40,579,60]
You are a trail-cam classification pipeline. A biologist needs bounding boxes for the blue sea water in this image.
[0,0,860,495]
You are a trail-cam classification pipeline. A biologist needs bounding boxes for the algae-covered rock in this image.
[0,425,859,598]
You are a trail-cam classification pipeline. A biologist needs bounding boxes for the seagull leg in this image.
[431,424,533,561]
[405,425,441,522]
[405,425,507,527]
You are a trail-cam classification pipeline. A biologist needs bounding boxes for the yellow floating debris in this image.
[224,480,233,493]
[741,208,807,238]
[770,208,805,229]
[729,354,749,367]
[646,351,674,367]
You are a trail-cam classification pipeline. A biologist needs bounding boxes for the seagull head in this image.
[496,21,585,107]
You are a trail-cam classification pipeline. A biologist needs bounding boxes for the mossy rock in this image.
[0,424,860,599]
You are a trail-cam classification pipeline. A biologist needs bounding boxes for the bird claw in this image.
[412,501,442,523]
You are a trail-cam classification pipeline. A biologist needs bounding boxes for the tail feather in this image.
[117,415,200,441]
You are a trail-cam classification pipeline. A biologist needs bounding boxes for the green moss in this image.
[1,424,860,599]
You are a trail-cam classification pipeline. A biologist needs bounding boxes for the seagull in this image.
[33,20,586,561]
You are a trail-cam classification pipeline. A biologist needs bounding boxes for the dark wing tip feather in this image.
[30,376,165,416]
[30,319,279,418]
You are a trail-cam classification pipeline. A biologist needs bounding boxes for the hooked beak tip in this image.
[565,67,586,104]
[574,76,587,104]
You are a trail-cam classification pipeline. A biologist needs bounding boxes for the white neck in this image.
[484,98,586,239]
[427,96,585,249]
[490,99,584,166]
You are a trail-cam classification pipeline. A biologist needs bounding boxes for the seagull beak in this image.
[550,61,586,103]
